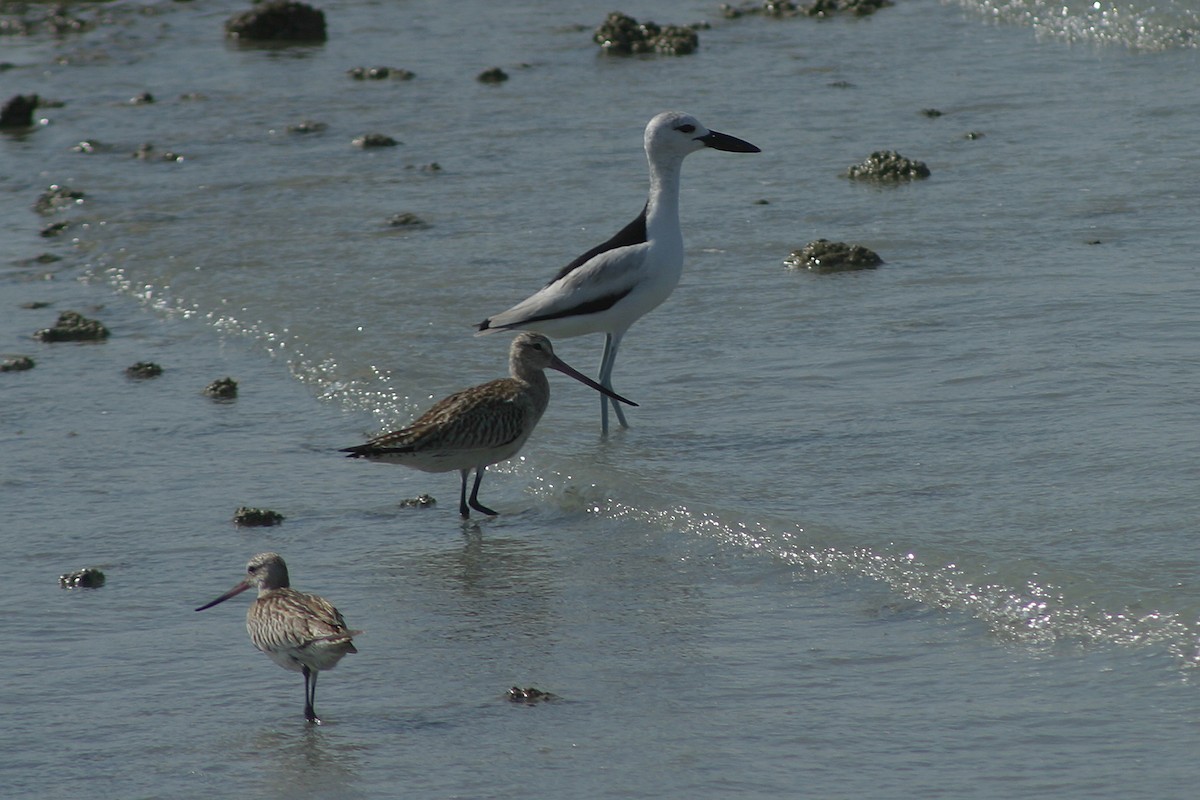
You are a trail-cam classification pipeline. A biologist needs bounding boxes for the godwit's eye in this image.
[248,565,258,573]
[677,124,696,134]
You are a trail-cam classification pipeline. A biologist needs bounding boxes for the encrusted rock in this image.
[134,143,183,162]
[60,567,106,588]
[352,133,398,148]
[844,150,930,181]
[399,493,437,508]
[1,355,35,372]
[722,0,891,17]
[233,507,285,526]
[224,1,327,42]
[721,1,801,18]
[785,239,882,273]
[507,686,558,703]
[386,212,427,228]
[204,377,238,399]
[34,185,85,214]
[125,361,163,379]
[477,67,508,84]
[0,94,38,128]
[347,66,414,80]
[802,0,892,16]
[594,12,699,55]
[33,311,109,342]
[287,120,327,134]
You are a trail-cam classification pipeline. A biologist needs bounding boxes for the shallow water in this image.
[3,0,1200,797]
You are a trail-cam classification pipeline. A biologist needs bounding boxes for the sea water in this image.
[2,0,1199,797]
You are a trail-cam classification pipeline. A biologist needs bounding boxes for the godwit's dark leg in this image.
[303,666,320,724]
[458,469,471,518]
[467,467,498,516]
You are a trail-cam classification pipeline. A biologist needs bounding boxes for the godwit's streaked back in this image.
[340,332,637,518]
[476,111,760,434]
[195,552,359,724]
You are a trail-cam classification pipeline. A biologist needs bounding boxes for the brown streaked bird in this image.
[340,332,638,518]
[195,552,359,724]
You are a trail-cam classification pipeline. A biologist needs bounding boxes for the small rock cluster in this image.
[785,240,883,273]
[224,1,327,42]
[33,311,110,342]
[593,12,700,56]
[844,150,931,182]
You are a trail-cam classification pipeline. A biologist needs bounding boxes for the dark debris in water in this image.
[60,567,106,589]
[33,310,110,342]
[233,507,285,527]
[785,239,882,273]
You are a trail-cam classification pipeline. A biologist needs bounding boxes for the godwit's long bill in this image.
[340,332,636,518]
[195,552,359,724]
[477,111,760,434]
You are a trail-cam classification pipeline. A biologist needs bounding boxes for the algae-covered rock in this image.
[125,361,163,379]
[60,567,106,588]
[204,377,238,399]
[1,355,35,372]
[347,66,414,81]
[386,212,428,229]
[0,94,38,128]
[399,493,436,508]
[352,133,398,148]
[33,185,85,215]
[844,150,930,181]
[233,507,285,526]
[594,12,699,56]
[721,0,891,17]
[287,120,327,134]
[507,686,558,704]
[224,1,327,42]
[802,0,893,16]
[477,67,508,84]
[33,311,109,342]
[785,239,882,273]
